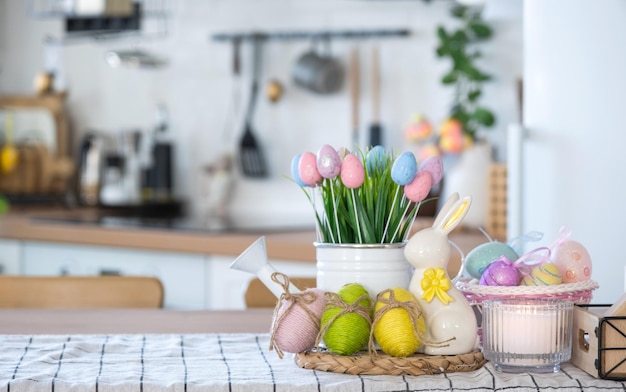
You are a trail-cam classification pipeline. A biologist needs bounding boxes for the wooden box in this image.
[572,294,626,380]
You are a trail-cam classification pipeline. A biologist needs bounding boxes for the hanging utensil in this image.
[239,35,268,178]
[350,46,360,149]
[368,45,383,148]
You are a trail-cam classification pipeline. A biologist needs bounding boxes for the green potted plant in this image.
[436,4,495,150]
[291,145,442,296]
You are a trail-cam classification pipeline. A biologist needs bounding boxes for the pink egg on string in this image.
[298,152,323,187]
[403,170,432,202]
[418,155,444,186]
[340,153,365,189]
[316,144,341,179]
[552,240,592,283]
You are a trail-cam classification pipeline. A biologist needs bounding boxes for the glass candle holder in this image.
[482,298,574,373]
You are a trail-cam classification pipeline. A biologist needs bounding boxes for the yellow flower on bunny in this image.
[421,267,454,305]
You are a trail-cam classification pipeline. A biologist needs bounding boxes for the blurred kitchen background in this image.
[0,0,523,223]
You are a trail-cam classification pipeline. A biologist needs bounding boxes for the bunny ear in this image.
[433,193,460,228]
[435,195,472,234]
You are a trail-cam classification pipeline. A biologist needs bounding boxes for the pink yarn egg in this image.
[298,152,323,187]
[418,155,444,186]
[479,259,521,286]
[552,240,592,283]
[272,288,327,354]
[403,170,432,202]
[316,144,341,179]
[340,153,365,189]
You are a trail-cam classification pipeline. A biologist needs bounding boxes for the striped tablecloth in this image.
[0,333,624,392]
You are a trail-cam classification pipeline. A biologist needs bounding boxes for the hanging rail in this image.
[211,29,411,42]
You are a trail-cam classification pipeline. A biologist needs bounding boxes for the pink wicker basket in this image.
[455,279,599,305]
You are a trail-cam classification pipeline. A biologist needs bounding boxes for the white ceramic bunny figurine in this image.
[405,193,478,355]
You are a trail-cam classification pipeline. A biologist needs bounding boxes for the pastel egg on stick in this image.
[290,154,307,187]
[404,170,432,203]
[316,144,341,179]
[298,152,323,187]
[418,155,444,186]
[391,151,418,186]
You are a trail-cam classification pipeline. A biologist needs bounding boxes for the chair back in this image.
[245,277,316,308]
[0,276,164,308]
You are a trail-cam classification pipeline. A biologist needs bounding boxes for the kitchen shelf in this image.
[211,29,411,43]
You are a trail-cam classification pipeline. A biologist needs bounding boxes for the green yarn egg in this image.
[321,283,373,355]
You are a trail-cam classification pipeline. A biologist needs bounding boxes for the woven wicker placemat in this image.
[294,348,487,376]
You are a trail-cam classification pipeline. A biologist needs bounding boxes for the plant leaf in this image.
[472,107,496,127]
[469,22,492,39]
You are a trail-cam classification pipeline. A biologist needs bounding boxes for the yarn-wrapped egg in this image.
[552,240,592,283]
[479,259,521,286]
[521,262,562,286]
[321,283,373,356]
[373,288,425,357]
[270,288,327,358]
[465,241,519,280]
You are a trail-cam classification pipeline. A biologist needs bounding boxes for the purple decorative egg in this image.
[316,144,341,179]
[479,259,521,286]
[418,155,444,186]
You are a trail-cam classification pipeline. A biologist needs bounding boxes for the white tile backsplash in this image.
[0,0,523,222]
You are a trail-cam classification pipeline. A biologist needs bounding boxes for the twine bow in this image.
[314,291,373,349]
[268,272,321,359]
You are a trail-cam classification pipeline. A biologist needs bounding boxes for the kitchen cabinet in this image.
[22,241,207,309]
[0,239,21,274]
[19,241,316,310]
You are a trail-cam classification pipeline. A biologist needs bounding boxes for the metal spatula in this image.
[239,36,268,178]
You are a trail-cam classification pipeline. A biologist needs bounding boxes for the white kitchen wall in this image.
[523,0,626,304]
[0,0,522,223]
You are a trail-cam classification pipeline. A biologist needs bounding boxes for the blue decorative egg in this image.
[464,242,519,280]
[291,154,307,187]
[391,151,418,186]
[365,145,385,174]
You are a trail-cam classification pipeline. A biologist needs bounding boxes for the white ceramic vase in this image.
[315,242,411,298]
[440,142,492,228]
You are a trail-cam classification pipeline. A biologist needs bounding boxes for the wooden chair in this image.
[0,276,164,309]
[245,277,316,308]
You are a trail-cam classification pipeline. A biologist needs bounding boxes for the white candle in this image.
[482,299,573,373]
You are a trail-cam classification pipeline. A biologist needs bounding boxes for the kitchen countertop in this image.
[0,206,488,272]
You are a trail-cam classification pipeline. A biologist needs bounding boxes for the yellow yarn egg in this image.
[521,262,563,286]
[373,287,426,357]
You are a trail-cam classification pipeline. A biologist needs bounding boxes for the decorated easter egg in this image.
[321,283,373,356]
[340,154,365,189]
[403,170,432,203]
[298,152,322,187]
[316,144,341,179]
[521,262,562,286]
[373,288,426,357]
[365,145,385,174]
[552,240,592,283]
[391,151,418,185]
[465,242,519,280]
[404,114,432,143]
[290,154,307,187]
[479,258,521,286]
[271,288,327,356]
[418,155,444,186]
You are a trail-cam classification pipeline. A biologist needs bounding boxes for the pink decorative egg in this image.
[298,152,323,187]
[479,259,521,286]
[340,153,365,189]
[403,170,432,202]
[552,240,592,283]
[316,144,341,179]
[271,288,327,355]
[418,155,444,186]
